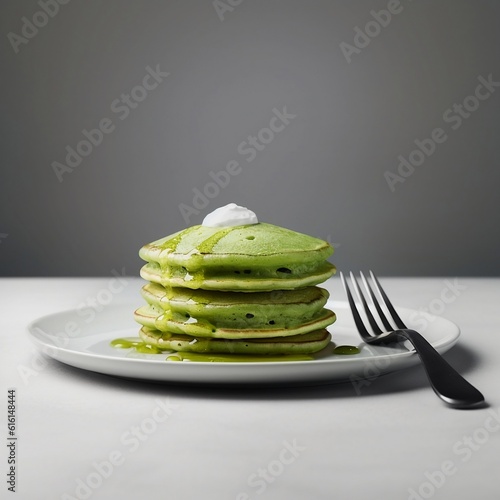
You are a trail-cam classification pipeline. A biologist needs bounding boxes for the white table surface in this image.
[1,277,499,500]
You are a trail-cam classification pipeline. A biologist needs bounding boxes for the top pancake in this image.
[139,222,335,291]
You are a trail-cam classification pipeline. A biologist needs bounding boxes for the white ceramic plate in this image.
[26,300,460,386]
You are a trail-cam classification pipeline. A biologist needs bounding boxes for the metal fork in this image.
[341,271,485,409]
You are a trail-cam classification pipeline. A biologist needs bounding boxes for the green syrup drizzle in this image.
[110,338,163,354]
[165,352,314,363]
[196,227,235,254]
[111,337,360,361]
[110,337,314,362]
[333,345,361,355]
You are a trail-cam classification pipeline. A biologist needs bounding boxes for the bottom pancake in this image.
[139,326,332,355]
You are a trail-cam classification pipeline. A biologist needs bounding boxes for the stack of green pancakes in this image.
[134,222,336,357]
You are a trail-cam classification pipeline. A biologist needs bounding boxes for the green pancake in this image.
[131,215,337,357]
[139,326,332,355]
[139,282,332,329]
[139,223,335,291]
[134,302,335,339]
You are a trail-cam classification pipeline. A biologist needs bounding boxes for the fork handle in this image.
[394,329,485,408]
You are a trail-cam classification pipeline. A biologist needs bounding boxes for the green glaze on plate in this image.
[165,352,314,362]
[110,337,315,362]
[333,345,361,355]
[110,338,163,354]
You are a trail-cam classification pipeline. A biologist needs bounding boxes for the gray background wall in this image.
[1,0,499,277]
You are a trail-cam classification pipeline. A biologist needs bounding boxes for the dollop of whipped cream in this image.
[202,203,258,228]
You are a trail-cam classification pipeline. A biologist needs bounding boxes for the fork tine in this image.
[349,272,383,335]
[340,272,372,340]
[360,272,394,331]
[369,271,407,329]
